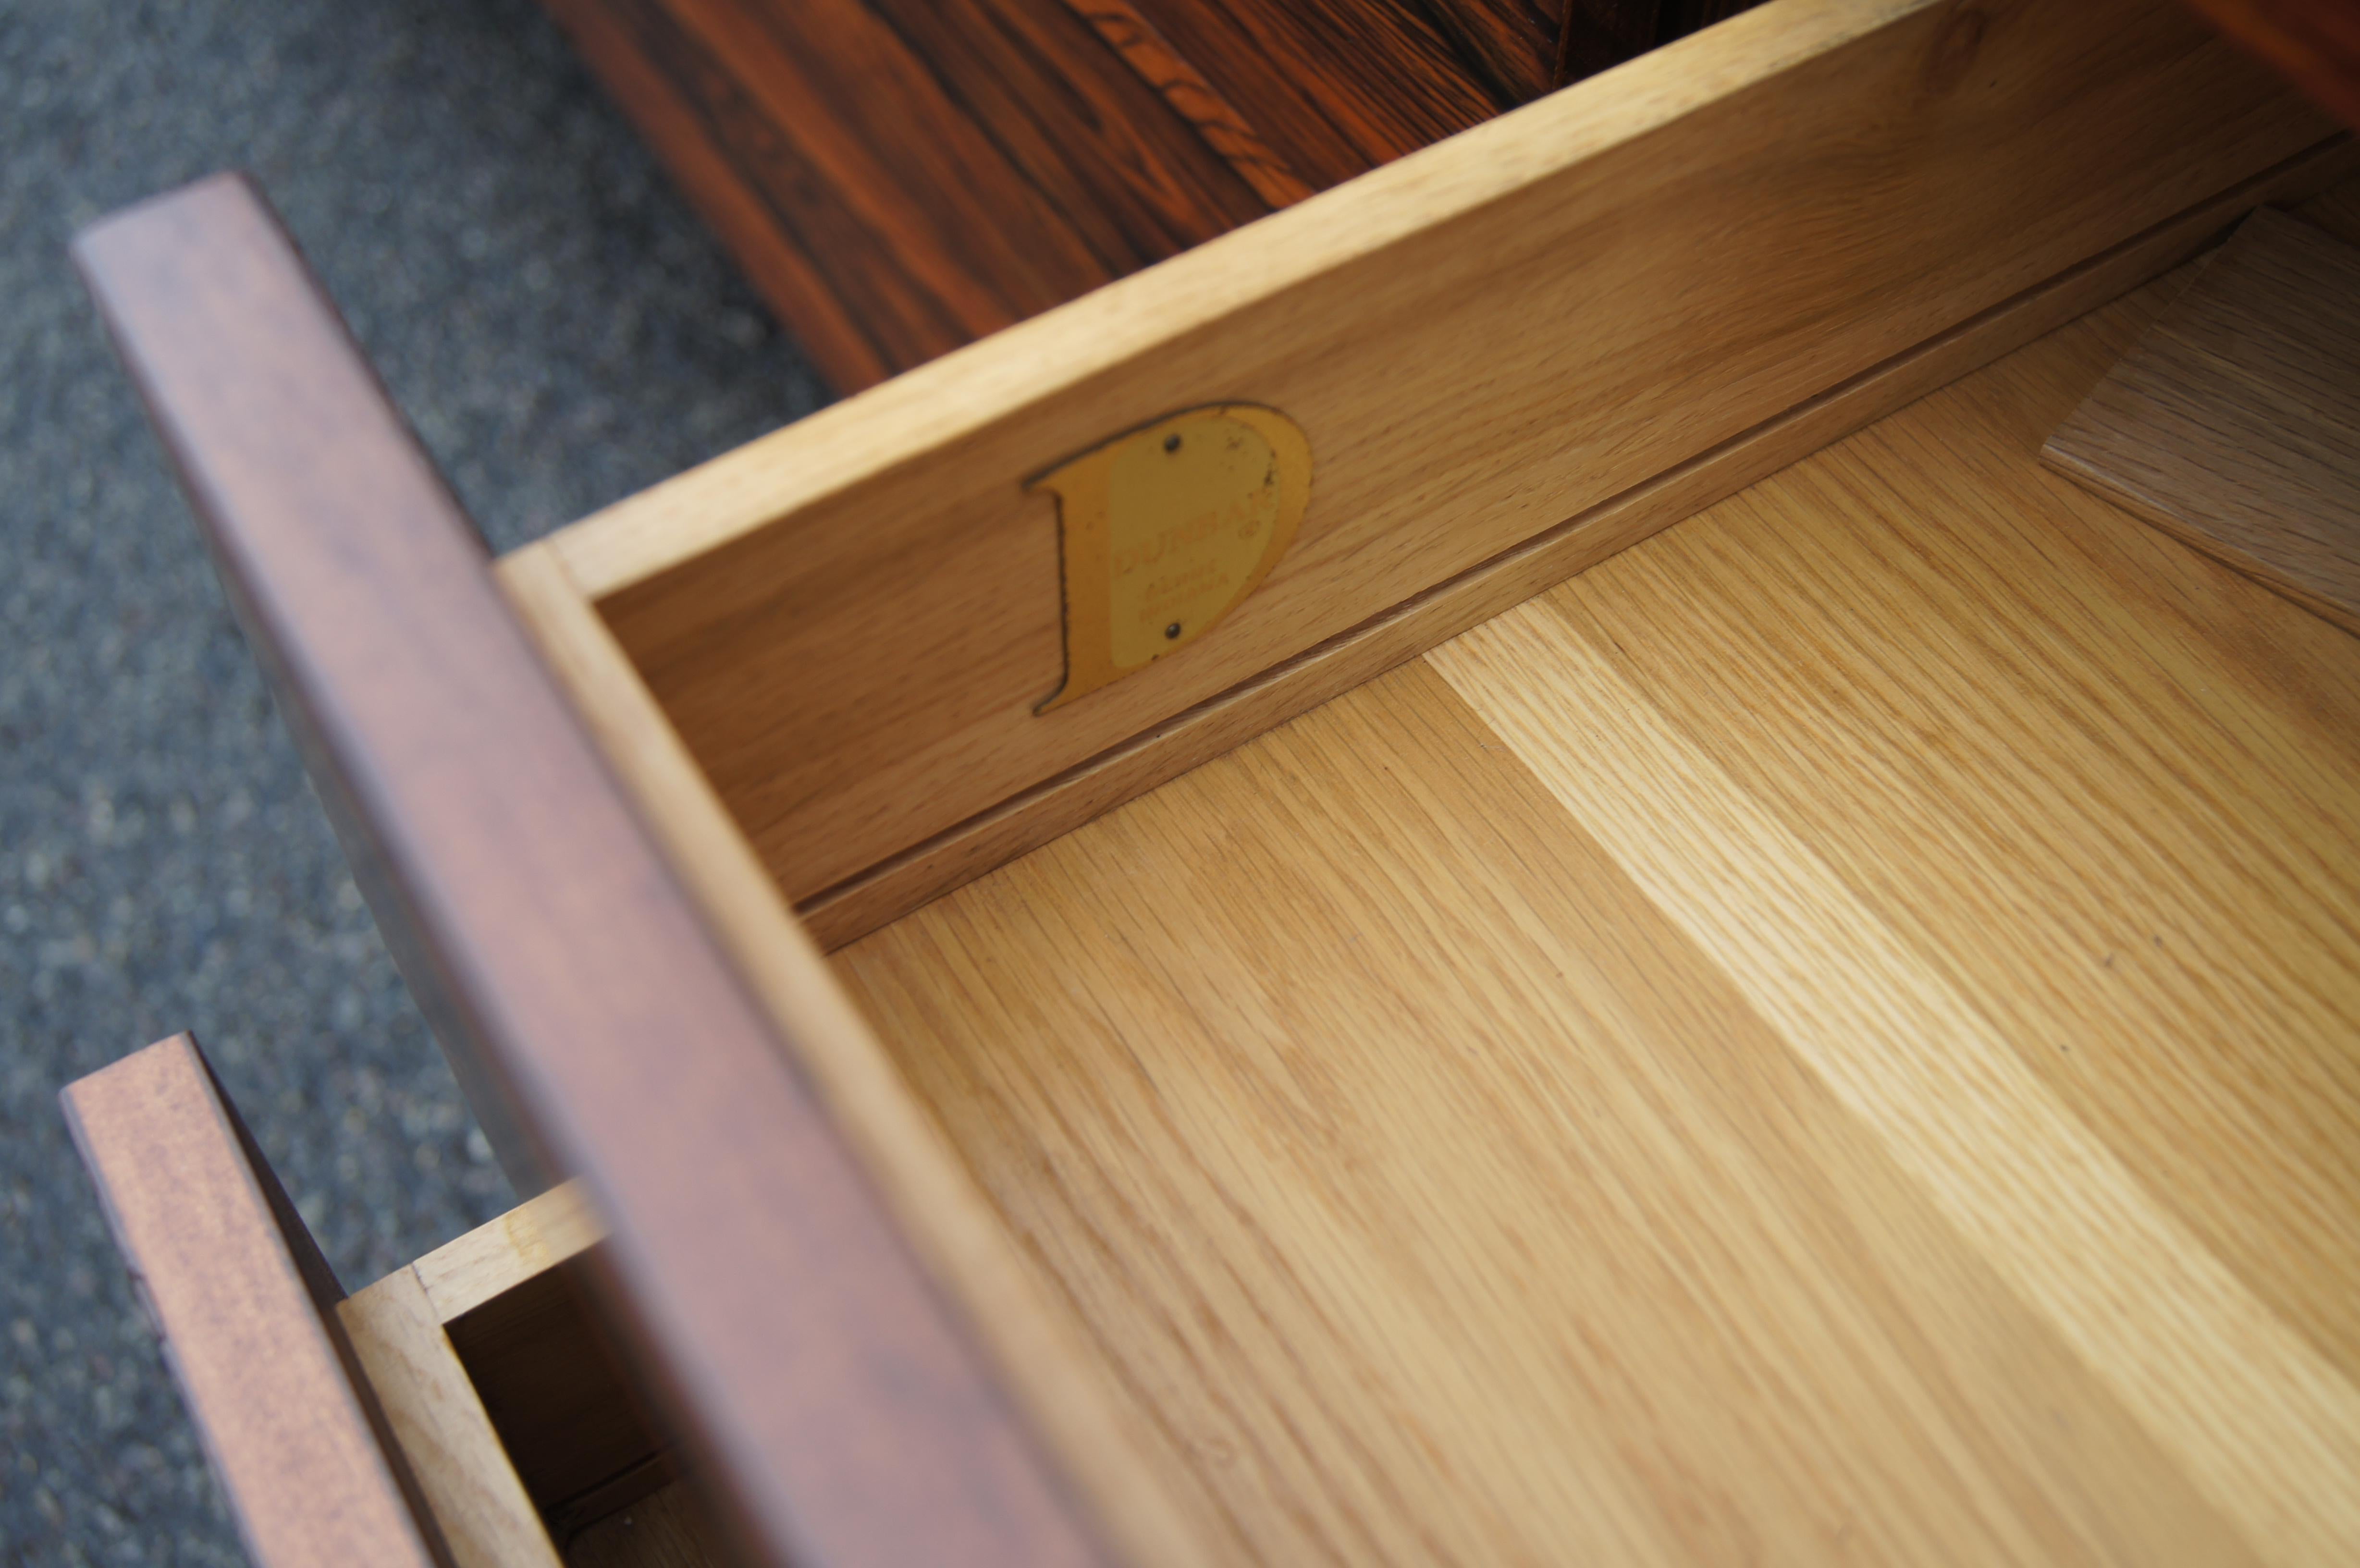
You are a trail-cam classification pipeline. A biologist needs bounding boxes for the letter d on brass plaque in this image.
[1032,404,1311,713]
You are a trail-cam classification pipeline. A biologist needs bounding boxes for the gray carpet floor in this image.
[1,3,828,1560]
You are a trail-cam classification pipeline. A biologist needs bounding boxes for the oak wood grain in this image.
[342,1269,565,1568]
[2044,207,2360,633]
[828,227,2360,1564]
[551,0,2332,921]
[74,173,1112,1568]
[61,1035,451,1568]
[780,135,2358,947]
[384,1181,673,1543]
[411,1181,604,1325]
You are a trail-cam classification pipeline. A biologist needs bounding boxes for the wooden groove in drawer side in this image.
[792,130,2356,944]
[518,131,2359,951]
[546,0,2339,923]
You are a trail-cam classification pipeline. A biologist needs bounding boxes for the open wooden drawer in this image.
[65,1,2360,1564]
[62,1038,694,1565]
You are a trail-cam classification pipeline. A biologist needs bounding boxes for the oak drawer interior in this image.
[462,5,2360,1544]
[61,0,2357,1557]
[476,174,2360,1564]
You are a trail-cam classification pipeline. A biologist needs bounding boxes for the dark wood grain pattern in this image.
[1059,0,1316,206]
[73,174,1111,1568]
[61,1034,452,1568]
[1094,0,1507,184]
[2187,0,2360,127]
[538,0,1269,389]
[1659,0,1768,28]
[1556,0,1665,81]
[1556,0,1770,81]
[2045,207,2360,634]
[531,0,1772,391]
[1432,0,1566,101]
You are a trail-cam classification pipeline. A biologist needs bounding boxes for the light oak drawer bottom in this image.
[516,183,2360,1567]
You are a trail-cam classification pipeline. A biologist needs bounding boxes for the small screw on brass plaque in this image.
[1032,404,1311,713]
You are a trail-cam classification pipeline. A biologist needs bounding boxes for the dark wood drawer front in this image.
[72,174,1111,1568]
[61,1035,450,1568]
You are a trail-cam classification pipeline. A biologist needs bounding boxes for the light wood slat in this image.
[342,1270,565,1568]
[549,0,2333,913]
[410,1181,605,1325]
[2045,207,2360,632]
[831,228,2360,1565]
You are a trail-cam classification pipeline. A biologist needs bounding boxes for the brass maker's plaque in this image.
[1032,404,1310,713]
